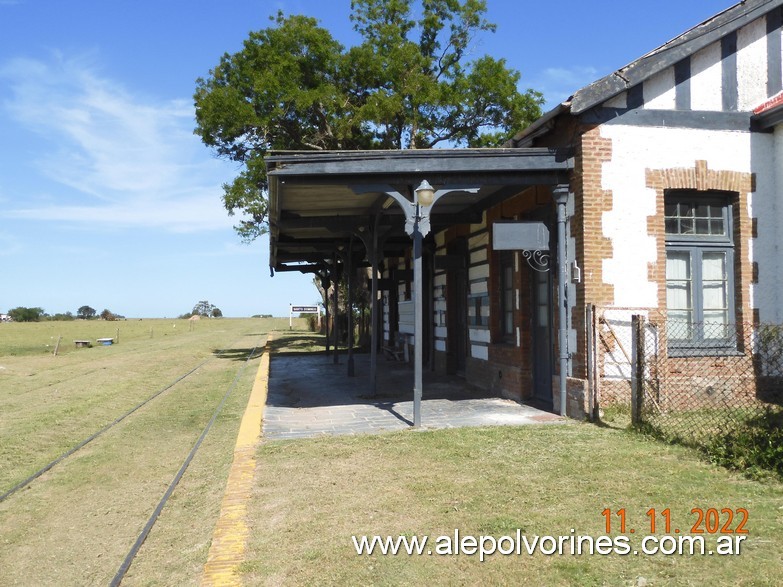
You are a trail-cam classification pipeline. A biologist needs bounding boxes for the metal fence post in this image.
[586,304,596,421]
[631,315,646,425]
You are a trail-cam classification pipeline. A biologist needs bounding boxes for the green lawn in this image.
[1,322,781,585]
[242,424,782,586]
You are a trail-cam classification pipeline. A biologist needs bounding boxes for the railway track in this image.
[0,335,266,585]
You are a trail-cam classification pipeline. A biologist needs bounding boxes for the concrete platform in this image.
[264,352,563,440]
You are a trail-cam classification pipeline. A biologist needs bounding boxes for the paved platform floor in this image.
[263,352,563,440]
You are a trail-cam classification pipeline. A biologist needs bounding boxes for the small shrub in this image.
[705,408,783,480]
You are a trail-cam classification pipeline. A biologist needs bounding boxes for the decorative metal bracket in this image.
[522,249,551,272]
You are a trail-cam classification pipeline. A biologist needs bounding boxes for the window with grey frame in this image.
[664,191,737,354]
[499,251,515,343]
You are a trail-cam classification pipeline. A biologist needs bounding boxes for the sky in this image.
[0,0,736,318]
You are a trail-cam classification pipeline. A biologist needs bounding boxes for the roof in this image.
[754,90,783,114]
[266,148,573,273]
[510,0,783,145]
[571,0,783,115]
[753,90,783,127]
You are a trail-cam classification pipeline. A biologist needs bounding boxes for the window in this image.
[664,192,736,352]
[499,252,515,343]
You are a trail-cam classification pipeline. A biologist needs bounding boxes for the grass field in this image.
[0,317,295,585]
[1,324,781,586]
[242,425,783,586]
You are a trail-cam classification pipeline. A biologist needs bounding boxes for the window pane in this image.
[703,311,728,339]
[702,283,726,310]
[666,251,690,280]
[667,282,691,309]
[702,252,726,281]
[695,218,709,234]
[702,252,728,339]
[667,311,693,340]
[696,203,710,218]
[667,252,692,341]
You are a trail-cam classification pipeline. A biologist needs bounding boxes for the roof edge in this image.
[571,0,783,114]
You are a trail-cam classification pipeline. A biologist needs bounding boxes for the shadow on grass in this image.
[269,334,334,356]
[213,347,265,361]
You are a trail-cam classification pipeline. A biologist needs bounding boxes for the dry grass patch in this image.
[0,318,291,585]
[243,425,783,586]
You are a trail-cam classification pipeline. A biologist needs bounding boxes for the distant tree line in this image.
[4,305,124,322]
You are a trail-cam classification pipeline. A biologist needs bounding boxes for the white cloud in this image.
[0,53,236,232]
[529,65,601,110]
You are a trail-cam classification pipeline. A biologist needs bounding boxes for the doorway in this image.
[447,238,469,376]
[531,262,554,405]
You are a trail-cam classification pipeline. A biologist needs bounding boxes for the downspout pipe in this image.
[553,185,570,417]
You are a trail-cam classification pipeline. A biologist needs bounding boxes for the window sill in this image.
[666,346,744,358]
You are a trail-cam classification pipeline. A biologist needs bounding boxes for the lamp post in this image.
[380,181,478,427]
[412,180,434,427]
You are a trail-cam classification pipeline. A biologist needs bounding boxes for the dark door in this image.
[532,266,553,404]
[447,238,468,376]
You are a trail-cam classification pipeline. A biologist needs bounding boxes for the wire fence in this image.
[594,308,783,447]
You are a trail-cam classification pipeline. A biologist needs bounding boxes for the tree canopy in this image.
[77,305,96,320]
[194,0,544,241]
[8,307,45,322]
[191,300,222,318]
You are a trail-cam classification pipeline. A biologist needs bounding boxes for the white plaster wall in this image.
[470,328,491,344]
[644,67,676,110]
[469,263,489,281]
[737,18,768,111]
[769,125,783,322]
[471,345,489,360]
[470,280,488,295]
[690,43,722,111]
[598,125,776,316]
[470,248,487,265]
[469,231,489,249]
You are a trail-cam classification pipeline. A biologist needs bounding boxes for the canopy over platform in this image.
[266,148,573,273]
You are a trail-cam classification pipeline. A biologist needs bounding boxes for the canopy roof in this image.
[266,148,573,273]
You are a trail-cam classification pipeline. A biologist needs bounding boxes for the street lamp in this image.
[415,180,435,207]
[374,180,479,427]
[410,180,433,427]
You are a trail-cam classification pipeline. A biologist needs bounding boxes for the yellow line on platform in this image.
[201,334,272,586]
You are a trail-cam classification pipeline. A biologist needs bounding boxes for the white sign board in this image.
[289,304,322,329]
[493,222,549,251]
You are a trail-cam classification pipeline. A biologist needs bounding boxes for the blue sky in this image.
[0,0,734,318]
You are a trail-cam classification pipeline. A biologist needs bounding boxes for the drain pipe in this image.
[554,185,570,417]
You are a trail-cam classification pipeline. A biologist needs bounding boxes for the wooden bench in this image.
[74,340,92,348]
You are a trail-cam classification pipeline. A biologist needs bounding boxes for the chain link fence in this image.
[593,308,783,447]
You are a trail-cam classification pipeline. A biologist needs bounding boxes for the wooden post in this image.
[631,314,646,425]
[53,335,62,357]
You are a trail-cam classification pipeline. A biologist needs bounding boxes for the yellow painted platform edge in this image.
[201,334,273,586]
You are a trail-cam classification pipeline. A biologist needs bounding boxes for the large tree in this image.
[194,0,543,241]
